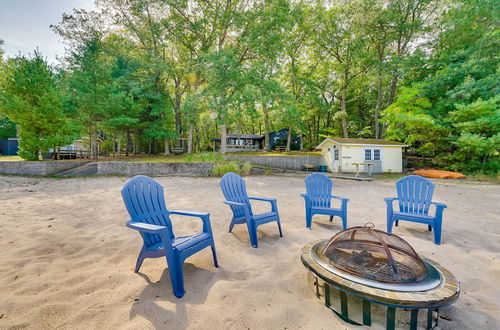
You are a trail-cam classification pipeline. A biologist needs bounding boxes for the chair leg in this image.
[169,256,185,298]
[306,209,313,229]
[341,213,348,230]
[134,248,146,273]
[329,216,334,222]
[387,217,394,234]
[228,218,237,233]
[433,221,442,245]
[276,217,283,237]
[247,220,259,248]
[211,243,219,268]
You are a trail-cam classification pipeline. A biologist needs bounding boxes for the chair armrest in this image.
[431,202,447,209]
[249,197,276,202]
[249,197,278,212]
[126,220,168,234]
[300,193,309,199]
[169,210,212,233]
[170,210,210,218]
[384,197,397,203]
[332,195,349,202]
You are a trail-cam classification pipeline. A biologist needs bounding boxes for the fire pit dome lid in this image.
[321,223,428,283]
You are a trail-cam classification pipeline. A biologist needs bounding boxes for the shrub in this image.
[240,161,252,175]
[212,162,239,176]
[211,161,252,177]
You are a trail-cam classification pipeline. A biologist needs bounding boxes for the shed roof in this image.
[316,138,407,149]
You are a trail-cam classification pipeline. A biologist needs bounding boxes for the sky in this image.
[0,0,95,63]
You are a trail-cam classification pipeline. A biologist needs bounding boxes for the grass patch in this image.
[227,151,322,157]
[0,156,24,161]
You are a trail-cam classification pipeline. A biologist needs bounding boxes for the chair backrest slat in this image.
[305,173,333,208]
[121,176,174,246]
[396,175,434,215]
[220,172,252,217]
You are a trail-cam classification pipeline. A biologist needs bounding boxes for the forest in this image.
[0,0,498,174]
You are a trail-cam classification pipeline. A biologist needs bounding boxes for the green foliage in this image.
[0,53,80,160]
[200,152,225,162]
[0,117,16,139]
[0,0,497,175]
[211,161,252,177]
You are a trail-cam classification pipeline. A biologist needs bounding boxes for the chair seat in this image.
[312,206,342,214]
[394,211,434,221]
[251,212,278,221]
[173,233,211,251]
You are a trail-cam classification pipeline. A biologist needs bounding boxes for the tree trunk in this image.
[388,75,398,106]
[375,73,383,139]
[286,126,292,152]
[263,105,271,151]
[91,122,98,158]
[112,133,116,157]
[164,138,170,155]
[187,124,193,154]
[126,128,130,156]
[340,89,349,138]
[220,123,227,154]
[174,79,182,142]
[117,137,121,157]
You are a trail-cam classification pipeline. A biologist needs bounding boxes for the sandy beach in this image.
[0,175,499,329]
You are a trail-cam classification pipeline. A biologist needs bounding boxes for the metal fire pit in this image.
[301,231,460,330]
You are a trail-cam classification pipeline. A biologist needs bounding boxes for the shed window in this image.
[365,149,372,161]
[365,148,381,161]
[334,148,339,160]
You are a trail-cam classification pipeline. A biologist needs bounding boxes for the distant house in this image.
[212,134,264,152]
[316,138,407,173]
[269,128,302,151]
[0,138,19,156]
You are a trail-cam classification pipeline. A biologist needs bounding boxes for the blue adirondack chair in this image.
[385,175,447,245]
[300,173,349,230]
[121,175,218,298]
[220,172,283,248]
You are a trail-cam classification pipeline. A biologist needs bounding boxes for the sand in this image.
[0,175,499,330]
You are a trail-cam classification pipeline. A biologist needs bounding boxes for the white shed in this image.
[316,138,407,174]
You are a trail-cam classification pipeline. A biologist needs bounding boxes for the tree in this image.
[0,52,79,160]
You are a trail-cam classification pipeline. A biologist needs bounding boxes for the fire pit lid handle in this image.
[364,222,375,229]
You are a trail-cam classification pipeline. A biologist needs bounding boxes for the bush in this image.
[212,162,239,176]
[211,161,252,176]
[240,161,252,175]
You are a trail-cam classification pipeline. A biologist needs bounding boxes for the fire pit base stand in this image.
[309,273,441,330]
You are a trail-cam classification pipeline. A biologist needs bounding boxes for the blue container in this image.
[318,165,327,172]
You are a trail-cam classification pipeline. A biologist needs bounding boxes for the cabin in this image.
[316,138,407,174]
[269,128,302,151]
[212,134,264,152]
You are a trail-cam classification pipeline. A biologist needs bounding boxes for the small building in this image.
[269,128,302,151]
[212,134,264,152]
[316,138,407,173]
[0,138,19,156]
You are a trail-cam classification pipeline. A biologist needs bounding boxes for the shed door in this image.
[330,145,340,172]
[364,148,382,172]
